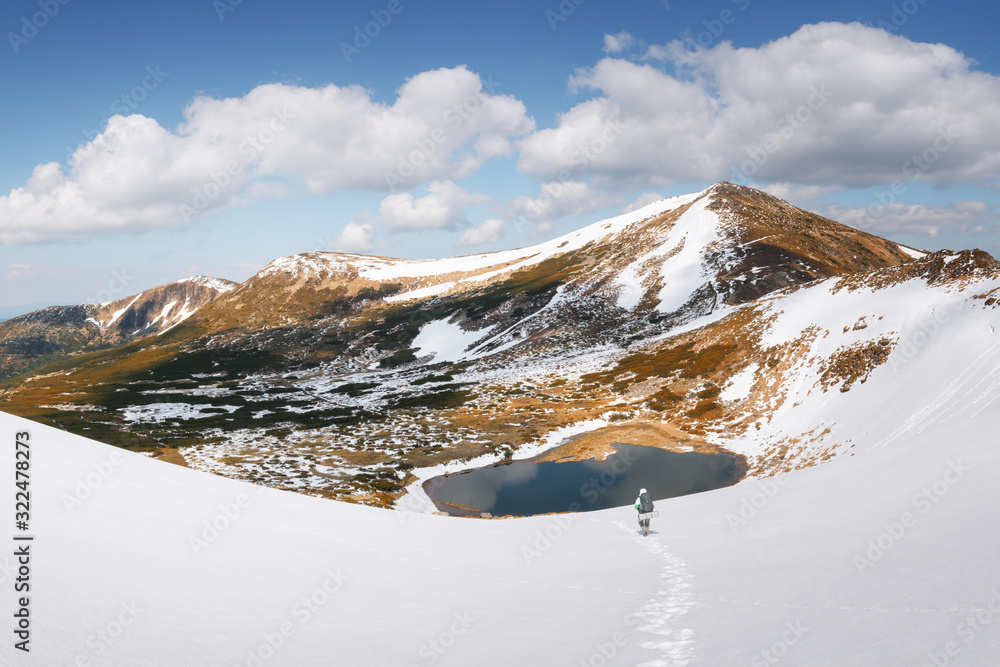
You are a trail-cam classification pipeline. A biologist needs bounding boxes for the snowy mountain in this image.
[5,180,1000,663]
[0,276,236,379]
[188,182,915,343]
[1,182,996,511]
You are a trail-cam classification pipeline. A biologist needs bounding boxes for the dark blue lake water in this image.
[424,443,746,517]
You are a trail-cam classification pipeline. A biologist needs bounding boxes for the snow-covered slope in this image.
[5,379,1000,665]
[708,250,1000,474]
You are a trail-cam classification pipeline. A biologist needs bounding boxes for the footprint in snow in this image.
[615,520,698,666]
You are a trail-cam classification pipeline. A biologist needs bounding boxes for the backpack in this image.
[639,492,654,513]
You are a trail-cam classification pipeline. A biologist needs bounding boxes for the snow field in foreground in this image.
[5,399,1000,665]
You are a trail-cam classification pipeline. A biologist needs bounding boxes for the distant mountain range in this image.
[0,302,60,322]
[0,276,236,379]
[3,182,996,509]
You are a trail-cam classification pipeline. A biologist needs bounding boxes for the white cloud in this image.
[456,219,504,247]
[229,181,290,208]
[328,222,377,253]
[377,180,492,232]
[501,181,618,233]
[753,182,842,205]
[3,264,71,280]
[603,31,636,54]
[0,66,534,245]
[622,192,664,213]
[823,200,998,239]
[518,22,1000,190]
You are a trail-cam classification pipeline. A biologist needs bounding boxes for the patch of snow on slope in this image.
[654,195,721,313]
[105,293,143,327]
[897,244,927,260]
[370,190,705,300]
[256,253,399,280]
[720,363,758,402]
[120,402,242,423]
[172,300,197,323]
[178,276,237,292]
[411,317,484,363]
[385,282,456,303]
[151,300,178,326]
[611,191,721,313]
[615,263,646,310]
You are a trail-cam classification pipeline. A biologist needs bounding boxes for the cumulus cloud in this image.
[622,192,665,213]
[456,219,505,247]
[603,31,636,54]
[753,182,843,206]
[501,181,618,234]
[1,66,533,245]
[377,180,492,232]
[328,222,377,253]
[3,264,71,280]
[823,200,999,239]
[518,22,1000,190]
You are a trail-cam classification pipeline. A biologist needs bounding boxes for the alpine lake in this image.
[422,443,747,517]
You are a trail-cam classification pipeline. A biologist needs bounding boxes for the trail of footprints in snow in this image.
[614,521,698,667]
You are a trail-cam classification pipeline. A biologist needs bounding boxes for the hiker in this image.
[635,487,654,536]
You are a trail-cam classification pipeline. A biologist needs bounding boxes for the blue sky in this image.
[2,0,1000,314]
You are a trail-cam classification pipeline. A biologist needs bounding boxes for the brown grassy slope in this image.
[708,182,915,304]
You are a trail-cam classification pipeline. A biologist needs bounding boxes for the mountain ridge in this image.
[0,275,237,379]
[1,182,995,507]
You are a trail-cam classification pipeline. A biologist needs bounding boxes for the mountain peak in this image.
[0,275,237,379]
[176,276,238,293]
